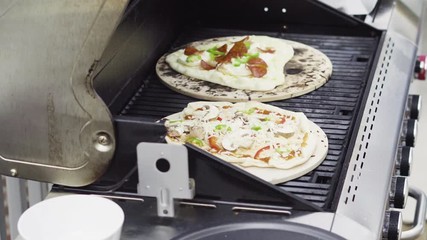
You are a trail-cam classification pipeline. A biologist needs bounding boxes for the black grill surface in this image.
[121,27,378,209]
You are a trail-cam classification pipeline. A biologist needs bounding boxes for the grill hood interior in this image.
[0,0,128,186]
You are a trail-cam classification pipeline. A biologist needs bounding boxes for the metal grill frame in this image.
[103,27,380,211]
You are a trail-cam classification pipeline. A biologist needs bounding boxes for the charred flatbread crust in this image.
[164,101,328,183]
[156,36,332,102]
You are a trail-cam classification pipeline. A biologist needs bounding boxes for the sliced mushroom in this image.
[238,138,254,149]
[167,126,184,137]
[183,107,195,116]
[203,105,220,120]
[222,136,238,151]
[222,130,254,150]
[275,125,295,138]
[189,126,205,140]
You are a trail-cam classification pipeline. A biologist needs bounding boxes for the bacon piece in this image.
[233,36,249,43]
[184,46,201,56]
[217,37,248,64]
[247,57,268,78]
[217,44,228,53]
[258,47,276,53]
[213,44,228,62]
[200,60,215,70]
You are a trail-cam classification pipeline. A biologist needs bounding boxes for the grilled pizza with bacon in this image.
[165,35,294,91]
[157,35,333,102]
[164,102,328,183]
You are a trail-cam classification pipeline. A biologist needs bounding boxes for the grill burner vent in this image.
[121,27,378,210]
[343,37,395,205]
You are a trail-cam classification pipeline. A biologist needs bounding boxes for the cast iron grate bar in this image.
[121,27,378,209]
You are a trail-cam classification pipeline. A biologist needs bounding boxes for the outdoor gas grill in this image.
[0,0,426,239]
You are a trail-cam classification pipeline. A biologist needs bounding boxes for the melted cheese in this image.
[166,36,294,91]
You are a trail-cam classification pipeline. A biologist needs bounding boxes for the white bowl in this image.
[18,194,124,240]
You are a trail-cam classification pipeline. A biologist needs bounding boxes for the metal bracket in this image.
[136,142,195,217]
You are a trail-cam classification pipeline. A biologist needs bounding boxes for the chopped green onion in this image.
[186,137,204,147]
[186,55,201,63]
[207,46,226,61]
[275,148,291,154]
[245,108,256,115]
[244,41,251,49]
[251,126,262,131]
[240,55,250,63]
[214,124,231,132]
[207,47,225,56]
[244,52,259,58]
[231,58,242,67]
[231,53,259,67]
[207,49,225,56]
[208,52,214,61]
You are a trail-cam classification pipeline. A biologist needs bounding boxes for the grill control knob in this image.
[401,119,418,147]
[395,147,413,176]
[389,176,409,209]
[405,95,422,120]
[414,55,426,80]
[382,210,402,240]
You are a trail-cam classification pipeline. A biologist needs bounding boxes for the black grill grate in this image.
[121,27,378,209]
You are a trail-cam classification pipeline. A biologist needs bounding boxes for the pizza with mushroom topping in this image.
[164,101,328,171]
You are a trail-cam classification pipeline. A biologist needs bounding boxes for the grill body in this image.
[55,0,423,239]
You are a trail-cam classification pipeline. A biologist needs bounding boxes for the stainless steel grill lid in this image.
[0,0,128,186]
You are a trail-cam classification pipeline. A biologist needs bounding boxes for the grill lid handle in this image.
[401,187,427,240]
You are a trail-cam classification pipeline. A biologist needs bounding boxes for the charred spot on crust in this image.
[286,68,303,75]
[284,60,305,75]
[293,48,307,56]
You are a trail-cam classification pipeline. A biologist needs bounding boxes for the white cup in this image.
[18,194,124,240]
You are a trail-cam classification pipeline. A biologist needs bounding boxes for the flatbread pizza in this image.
[164,101,328,183]
[156,35,333,102]
[165,35,294,91]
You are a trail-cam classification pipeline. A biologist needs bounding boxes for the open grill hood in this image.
[0,0,377,187]
[0,0,128,186]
